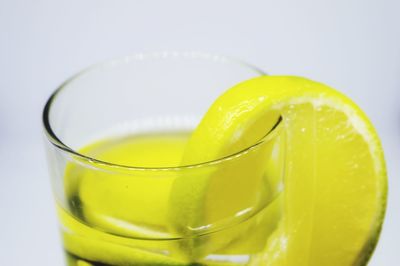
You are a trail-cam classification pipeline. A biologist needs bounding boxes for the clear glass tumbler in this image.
[43,52,284,266]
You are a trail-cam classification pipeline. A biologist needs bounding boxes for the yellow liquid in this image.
[59,131,281,266]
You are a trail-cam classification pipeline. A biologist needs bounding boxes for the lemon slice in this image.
[64,133,190,240]
[171,76,387,265]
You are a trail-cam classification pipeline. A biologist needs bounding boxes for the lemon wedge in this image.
[171,76,387,265]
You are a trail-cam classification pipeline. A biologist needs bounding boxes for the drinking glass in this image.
[43,52,284,266]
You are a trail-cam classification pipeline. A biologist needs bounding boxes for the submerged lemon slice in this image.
[171,76,387,265]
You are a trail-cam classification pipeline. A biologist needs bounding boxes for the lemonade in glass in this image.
[43,52,386,266]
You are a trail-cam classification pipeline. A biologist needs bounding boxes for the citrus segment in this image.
[173,76,387,265]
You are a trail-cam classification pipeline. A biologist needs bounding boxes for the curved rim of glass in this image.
[42,51,282,171]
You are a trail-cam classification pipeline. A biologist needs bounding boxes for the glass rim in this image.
[42,51,282,171]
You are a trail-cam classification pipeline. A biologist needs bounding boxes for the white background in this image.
[0,0,399,265]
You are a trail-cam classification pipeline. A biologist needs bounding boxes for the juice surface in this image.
[80,131,190,168]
